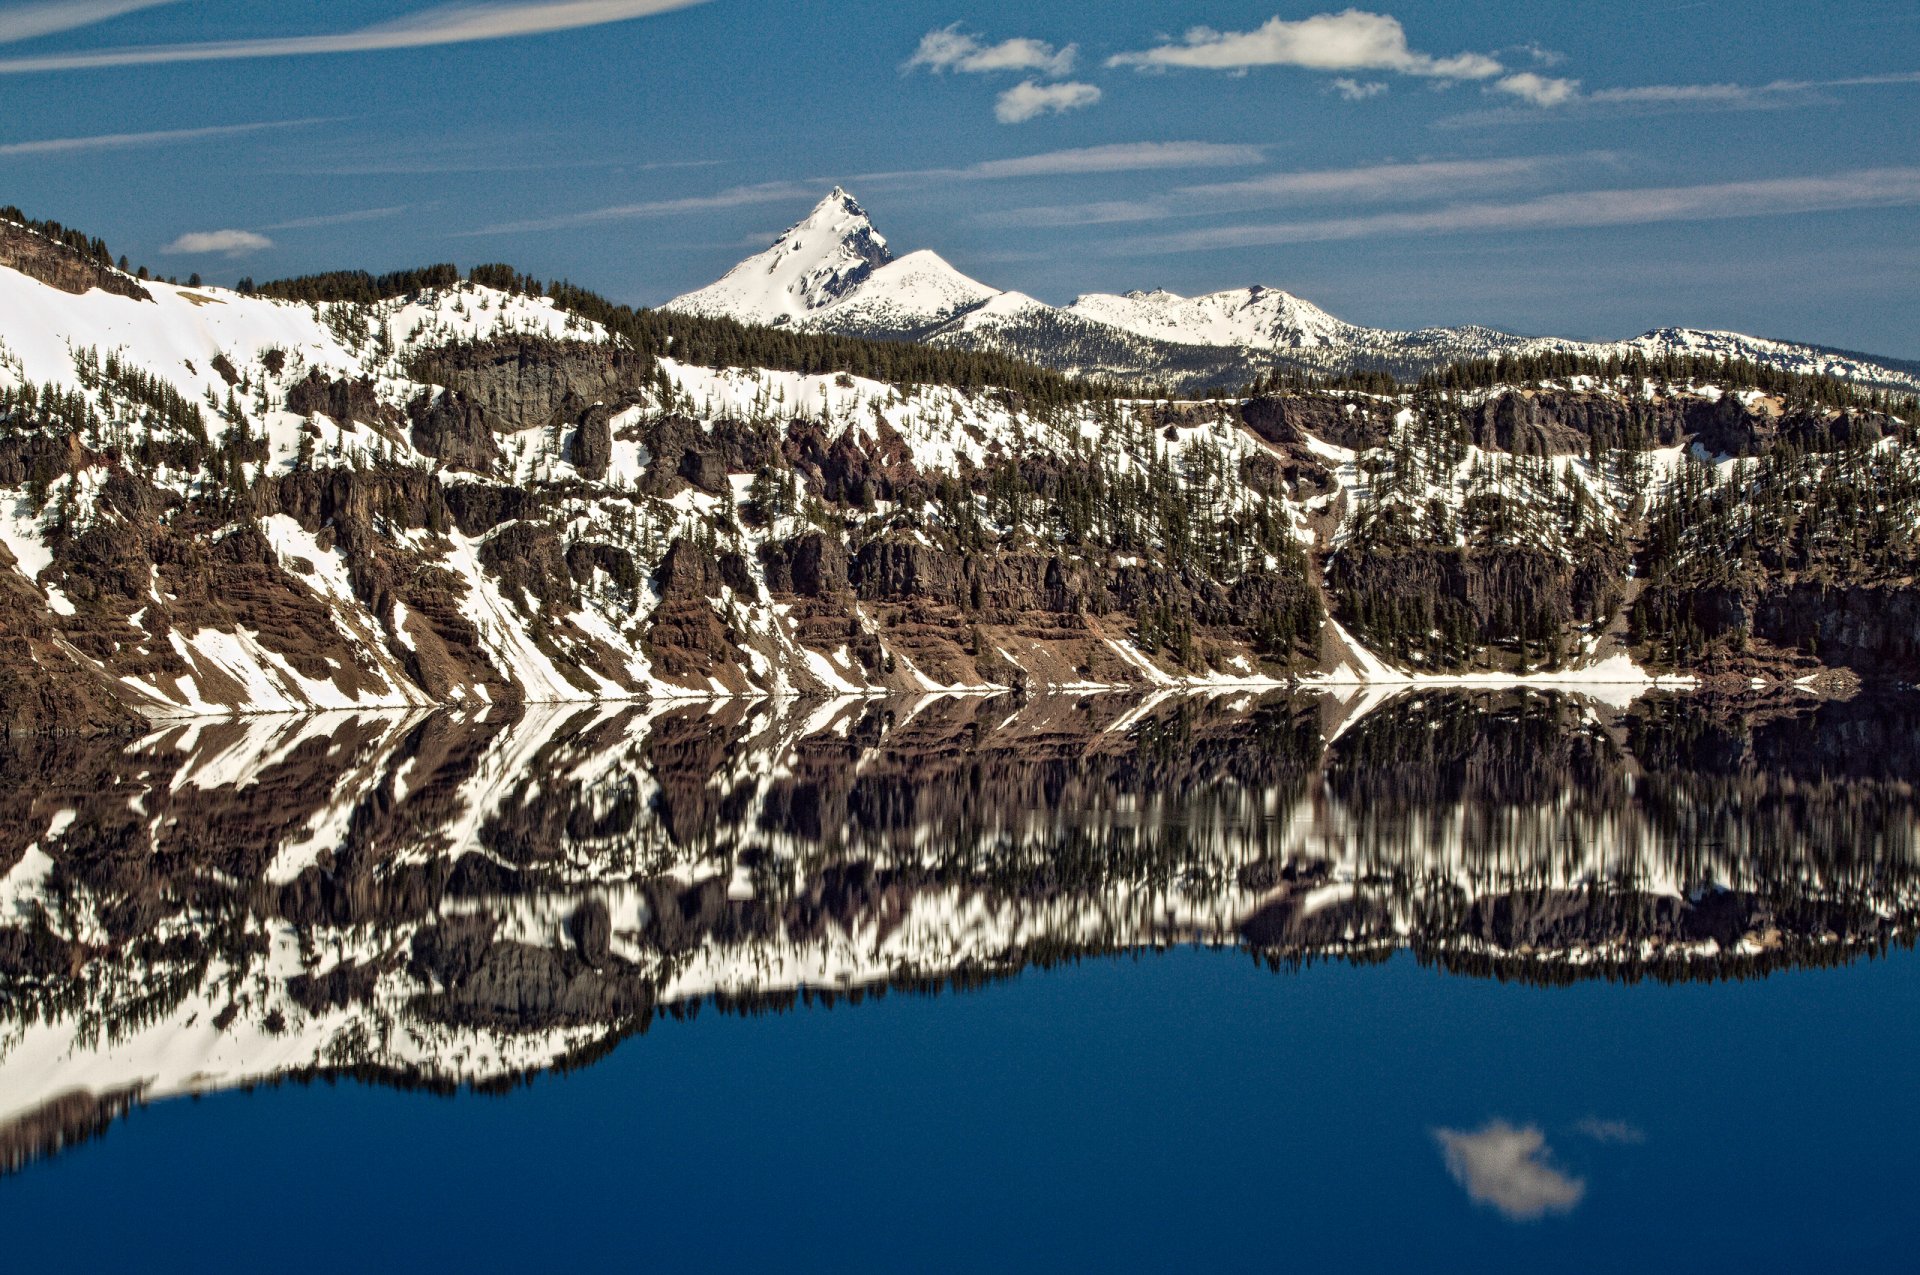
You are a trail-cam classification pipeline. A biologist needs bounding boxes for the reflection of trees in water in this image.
[2,688,1919,1172]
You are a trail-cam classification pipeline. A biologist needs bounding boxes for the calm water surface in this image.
[1,689,1915,1270]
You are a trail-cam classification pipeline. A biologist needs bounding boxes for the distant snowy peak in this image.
[805,249,1004,341]
[666,188,1920,392]
[1065,285,1365,352]
[666,187,894,327]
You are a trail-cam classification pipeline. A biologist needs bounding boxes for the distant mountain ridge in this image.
[666,189,1920,392]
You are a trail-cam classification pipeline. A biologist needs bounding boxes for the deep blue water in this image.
[5,945,1916,1273]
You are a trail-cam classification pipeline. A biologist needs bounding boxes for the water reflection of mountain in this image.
[3,689,1918,1172]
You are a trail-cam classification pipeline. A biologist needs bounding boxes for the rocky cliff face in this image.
[0,220,149,303]
[2,226,1919,734]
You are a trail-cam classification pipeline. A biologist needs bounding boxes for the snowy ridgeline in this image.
[5,221,1920,725]
[2,687,1913,1155]
[665,190,1920,393]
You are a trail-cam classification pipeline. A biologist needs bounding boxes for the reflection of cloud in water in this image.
[1434,1121,1585,1220]
[1576,1117,1646,1145]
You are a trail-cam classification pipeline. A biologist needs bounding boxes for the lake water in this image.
[1,689,1916,1271]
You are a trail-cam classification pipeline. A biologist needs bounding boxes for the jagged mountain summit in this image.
[669,187,1003,340]
[666,189,1920,392]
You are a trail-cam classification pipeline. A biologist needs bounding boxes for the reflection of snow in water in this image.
[0,687,1915,1173]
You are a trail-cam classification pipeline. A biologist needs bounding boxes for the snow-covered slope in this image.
[801,249,1002,340]
[1065,285,1365,352]
[669,189,1920,392]
[666,187,893,327]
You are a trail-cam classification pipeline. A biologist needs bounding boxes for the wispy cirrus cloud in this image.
[0,116,325,157]
[1446,68,1920,124]
[163,229,272,257]
[1434,1122,1585,1222]
[995,80,1102,124]
[0,0,180,45]
[0,0,711,74]
[905,25,1076,77]
[477,143,1268,237]
[1574,1118,1646,1145]
[260,205,411,232]
[462,181,822,235]
[862,141,1267,185]
[1108,165,1920,254]
[986,155,1577,228]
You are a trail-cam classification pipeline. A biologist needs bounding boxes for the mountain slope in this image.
[667,189,1920,393]
[5,204,1920,734]
[665,187,893,326]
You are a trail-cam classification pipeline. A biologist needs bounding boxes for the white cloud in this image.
[465,181,822,234]
[1331,77,1386,100]
[0,0,179,45]
[906,25,1076,77]
[163,229,272,256]
[0,0,712,74]
[0,116,323,157]
[1494,71,1581,106]
[1111,165,1920,253]
[1434,1122,1585,1222]
[1108,11,1503,80]
[995,79,1102,124]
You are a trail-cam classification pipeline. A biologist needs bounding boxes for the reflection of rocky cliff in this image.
[3,688,1918,1171]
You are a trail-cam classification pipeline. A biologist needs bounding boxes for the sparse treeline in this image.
[1244,350,1919,420]
[245,261,1114,408]
[0,205,116,267]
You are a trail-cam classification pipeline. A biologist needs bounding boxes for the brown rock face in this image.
[0,221,149,302]
[285,370,393,427]
[408,389,502,471]
[409,337,648,432]
[571,404,614,481]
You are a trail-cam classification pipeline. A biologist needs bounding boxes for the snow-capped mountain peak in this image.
[1065,284,1364,352]
[667,187,893,327]
[665,189,1919,392]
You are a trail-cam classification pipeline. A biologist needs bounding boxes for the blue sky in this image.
[1,0,1916,354]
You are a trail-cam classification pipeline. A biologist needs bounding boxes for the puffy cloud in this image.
[0,0,711,74]
[162,229,272,256]
[906,25,1076,77]
[1108,10,1503,80]
[1434,1122,1585,1222]
[1494,71,1581,107]
[995,80,1102,124]
[1331,77,1386,100]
